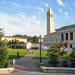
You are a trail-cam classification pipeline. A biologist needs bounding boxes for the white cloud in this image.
[57,0,64,6]
[0,12,45,36]
[64,12,69,16]
[1,1,21,7]
[59,9,69,17]
[10,2,21,7]
[36,7,44,14]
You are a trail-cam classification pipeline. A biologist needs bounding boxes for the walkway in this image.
[15,50,38,71]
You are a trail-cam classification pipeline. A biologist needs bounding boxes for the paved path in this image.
[16,50,38,71]
[26,49,36,57]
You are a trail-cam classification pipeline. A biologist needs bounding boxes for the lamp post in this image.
[39,35,42,63]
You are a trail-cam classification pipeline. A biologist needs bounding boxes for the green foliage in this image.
[47,43,69,67]
[0,29,3,40]
[32,36,39,43]
[69,50,75,67]
[0,29,8,68]
[0,41,8,68]
[48,44,59,59]
[70,50,75,58]
[47,44,60,66]
[8,39,19,45]
[8,39,26,49]
[10,44,26,49]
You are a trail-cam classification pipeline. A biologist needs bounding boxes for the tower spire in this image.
[47,4,53,15]
[48,5,53,15]
[48,4,50,14]
[50,6,53,15]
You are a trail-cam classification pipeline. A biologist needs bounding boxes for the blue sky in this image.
[0,0,75,36]
[51,0,75,29]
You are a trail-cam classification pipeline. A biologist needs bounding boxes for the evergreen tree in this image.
[0,29,8,68]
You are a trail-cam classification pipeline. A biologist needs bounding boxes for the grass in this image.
[8,49,28,59]
[33,50,49,60]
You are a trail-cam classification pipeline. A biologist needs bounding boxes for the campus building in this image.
[56,24,75,51]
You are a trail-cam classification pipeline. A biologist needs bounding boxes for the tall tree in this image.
[0,29,8,68]
[32,36,39,43]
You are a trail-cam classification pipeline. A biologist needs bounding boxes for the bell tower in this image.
[47,6,54,34]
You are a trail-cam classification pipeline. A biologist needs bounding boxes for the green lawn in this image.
[33,50,49,59]
[8,49,28,59]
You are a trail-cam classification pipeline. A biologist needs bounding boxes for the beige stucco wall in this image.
[1,37,27,43]
[26,42,32,49]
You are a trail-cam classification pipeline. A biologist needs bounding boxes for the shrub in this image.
[9,44,26,49]
[32,47,38,49]
[47,44,59,67]
[70,50,75,67]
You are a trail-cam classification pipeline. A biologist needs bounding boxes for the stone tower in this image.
[47,6,54,34]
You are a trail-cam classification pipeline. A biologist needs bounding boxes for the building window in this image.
[70,32,73,40]
[61,33,64,41]
[70,44,72,48]
[65,33,68,40]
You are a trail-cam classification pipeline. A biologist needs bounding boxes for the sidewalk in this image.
[15,50,38,71]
